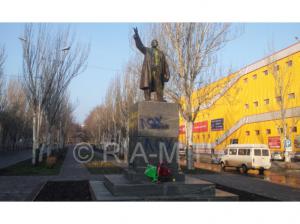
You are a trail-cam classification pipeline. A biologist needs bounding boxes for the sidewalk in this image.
[193,172,300,201]
[0,176,52,201]
[0,149,32,169]
[271,161,300,171]
[0,146,104,201]
[56,147,94,180]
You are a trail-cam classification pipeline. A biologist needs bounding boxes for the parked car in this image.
[179,147,186,156]
[220,144,271,174]
[271,151,284,161]
[292,152,300,161]
[211,157,221,164]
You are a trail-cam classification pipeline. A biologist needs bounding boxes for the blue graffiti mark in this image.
[140,116,169,129]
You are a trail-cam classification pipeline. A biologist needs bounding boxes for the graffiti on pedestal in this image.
[140,116,169,130]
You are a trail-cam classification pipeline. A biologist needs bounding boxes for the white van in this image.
[220,144,271,174]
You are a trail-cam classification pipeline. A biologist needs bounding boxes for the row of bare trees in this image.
[0,24,89,165]
[84,57,143,158]
[19,24,89,165]
[0,47,32,150]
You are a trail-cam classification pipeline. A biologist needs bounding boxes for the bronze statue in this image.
[133,27,170,101]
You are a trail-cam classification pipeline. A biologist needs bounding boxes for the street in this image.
[190,160,300,189]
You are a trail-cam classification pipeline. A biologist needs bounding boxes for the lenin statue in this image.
[133,27,170,101]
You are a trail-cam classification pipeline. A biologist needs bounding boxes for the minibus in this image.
[220,144,271,174]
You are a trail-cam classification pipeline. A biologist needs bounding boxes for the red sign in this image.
[268,136,281,149]
[179,125,185,134]
[193,121,208,133]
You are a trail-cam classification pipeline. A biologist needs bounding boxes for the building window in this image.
[274,65,280,71]
[245,104,249,109]
[291,126,297,133]
[266,129,271,135]
[246,131,250,136]
[277,127,283,134]
[263,70,268,75]
[255,130,260,135]
[264,98,270,105]
[287,60,293,67]
[253,101,258,107]
[252,74,257,79]
[230,139,238,144]
[243,78,248,83]
[288,93,295,99]
[276,96,282,102]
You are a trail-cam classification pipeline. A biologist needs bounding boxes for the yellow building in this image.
[179,42,300,153]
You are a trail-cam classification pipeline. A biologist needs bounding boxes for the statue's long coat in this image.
[134,35,170,91]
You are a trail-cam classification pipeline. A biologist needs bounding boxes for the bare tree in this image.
[0,46,6,112]
[0,78,32,150]
[57,95,75,150]
[83,57,143,160]
[119,58,143,159]
[147,23,233,169]
[84,106,103,145]
[0,46,7,149]
[267,50,299,162]
[20,24,89,165]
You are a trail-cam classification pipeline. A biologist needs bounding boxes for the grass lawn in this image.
[0,149,67,176]
[84,151,123,174]
[85,161,124,174]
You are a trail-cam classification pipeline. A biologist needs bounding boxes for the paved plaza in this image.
[1,147,300,201]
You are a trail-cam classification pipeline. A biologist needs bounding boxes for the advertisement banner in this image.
[268,136,281,149]
[211,118,224,131]
[193,121,208,133]
[179,125,185,134]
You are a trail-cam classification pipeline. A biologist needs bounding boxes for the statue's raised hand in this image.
[133,27,139,38]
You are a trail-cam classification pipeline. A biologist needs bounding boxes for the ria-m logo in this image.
[140,116,169,129]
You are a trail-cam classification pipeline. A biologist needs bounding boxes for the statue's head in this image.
[151,39,158,48]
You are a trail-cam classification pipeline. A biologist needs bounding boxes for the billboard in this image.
[211,118,224,131]
[193,121,208,133]
[268,136,281,149]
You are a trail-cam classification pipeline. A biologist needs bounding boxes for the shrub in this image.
[46,156,57,169]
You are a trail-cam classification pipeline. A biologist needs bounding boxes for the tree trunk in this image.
[283,123,291,162]
[39,143,46,162]
[59,129,64,149]
[58,121,64,149]
[124,136,129,163]
[46,127,52,157]
[32,112,38,165]
[186,120,194,170]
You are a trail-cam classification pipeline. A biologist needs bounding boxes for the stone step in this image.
[103,174,216,197]
[124,168,185,182]
[90,180,238,201]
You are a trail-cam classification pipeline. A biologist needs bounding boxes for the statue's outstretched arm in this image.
[133,27,146,54]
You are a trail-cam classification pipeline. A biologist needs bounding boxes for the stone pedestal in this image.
[128,101,180,177]
[101,101,238,201]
